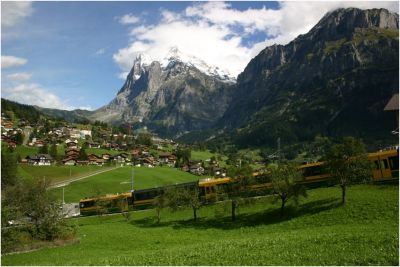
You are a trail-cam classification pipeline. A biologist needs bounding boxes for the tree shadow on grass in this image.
[132,197,341,230]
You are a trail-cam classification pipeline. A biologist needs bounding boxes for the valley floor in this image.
[2,184,398,266]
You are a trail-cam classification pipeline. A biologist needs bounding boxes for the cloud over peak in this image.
[113,1,398,79]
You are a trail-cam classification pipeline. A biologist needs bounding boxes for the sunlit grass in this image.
[3,184,398,265]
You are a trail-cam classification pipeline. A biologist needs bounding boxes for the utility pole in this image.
[131,166,134,192]
[277,137,281,161]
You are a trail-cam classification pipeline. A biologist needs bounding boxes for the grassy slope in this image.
[17,165,108,184]
[3,185,398,265]
[50,166,200,203]
[191,150,228,167]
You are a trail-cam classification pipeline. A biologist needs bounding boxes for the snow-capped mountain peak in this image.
[133,52,153,68]
[131,52,153,80]
[161,47,236,83]
[130,47,235,83]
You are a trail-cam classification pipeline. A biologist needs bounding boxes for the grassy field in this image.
[191,150,216,161]
[191,150,228,167]
[50,166,200,203]
[2,184,398,265]
[17,165,108,184]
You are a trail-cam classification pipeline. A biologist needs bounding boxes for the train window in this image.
[383,159,389,169]
[389,156,399,171]
[199,187,205,196]
[380,161,385,170]
[303,165,323,177]
[374,161,380,170]
[80,201,94,208]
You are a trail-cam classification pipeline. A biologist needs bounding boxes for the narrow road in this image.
[48,166,123,189]
[22,128,31,146]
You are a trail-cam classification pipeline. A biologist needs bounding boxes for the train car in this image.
[298,162,333,188]
[79,192,132,216]
[298,148,399,185]
[368,149,399,182]
[132,187,163,210]
[198,177,232,202]
[132,181,198,209]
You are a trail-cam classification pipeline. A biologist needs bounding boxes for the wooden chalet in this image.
[26,154,53,166]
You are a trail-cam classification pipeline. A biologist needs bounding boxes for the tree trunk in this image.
[280,198,286,217]
[193,207,197,222]
[231,200,236,222]
[341,184,346,205]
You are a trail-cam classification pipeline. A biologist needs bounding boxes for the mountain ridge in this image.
[216,7,398,148]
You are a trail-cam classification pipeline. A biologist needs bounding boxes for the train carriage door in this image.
[371,158,383,180]
[389,155,399,178]
[380,158,392,179]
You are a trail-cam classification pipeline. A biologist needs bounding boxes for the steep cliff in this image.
[90,48,235,136]
[219,8,398,147]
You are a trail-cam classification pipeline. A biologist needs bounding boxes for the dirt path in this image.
[48,166,123,189]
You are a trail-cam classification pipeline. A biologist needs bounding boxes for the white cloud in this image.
[76,106,93,111]
[114,1,398,78]
[130,25,152,35]
[6,72,32,81]
[1,55,28,69]
[1,1,34,27]
[95,48,106,56]
[119,13,140,25]
[2,83,80,110]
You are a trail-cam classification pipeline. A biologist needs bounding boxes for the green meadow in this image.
[2,184,398,265]
[17,165,109,184]
[50,166,201,202]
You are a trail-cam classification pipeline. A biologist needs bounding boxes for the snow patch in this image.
[130,47,236,82]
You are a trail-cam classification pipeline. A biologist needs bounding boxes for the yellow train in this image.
[79,148,398,216]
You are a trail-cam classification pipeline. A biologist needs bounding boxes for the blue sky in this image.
[1,1,397,111]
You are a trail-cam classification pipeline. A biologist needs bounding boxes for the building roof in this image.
[27,154,53,160]
[384,94,399,111]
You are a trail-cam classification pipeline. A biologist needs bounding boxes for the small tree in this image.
[269,163,307,216]
[1,150,18,187]
[78,146,88,161]
[325,137,371,205]
[9,179,69,241]
[220,164,254,222]
[38,143,48,154]
[49,143,58,160]
[154,190,168,224]
[14,132,24,145]
[176,148,191,167]
[167,186,202,222]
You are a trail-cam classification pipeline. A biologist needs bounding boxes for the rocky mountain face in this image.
[90,48,235,136]
[219,8,399,148]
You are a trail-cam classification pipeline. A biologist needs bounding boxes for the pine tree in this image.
[49,143,58,160]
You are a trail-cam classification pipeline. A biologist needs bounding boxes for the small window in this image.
[389,156,399,171]
[380,161,385,170]
[374,161,380,170]
[383,159,389,169]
